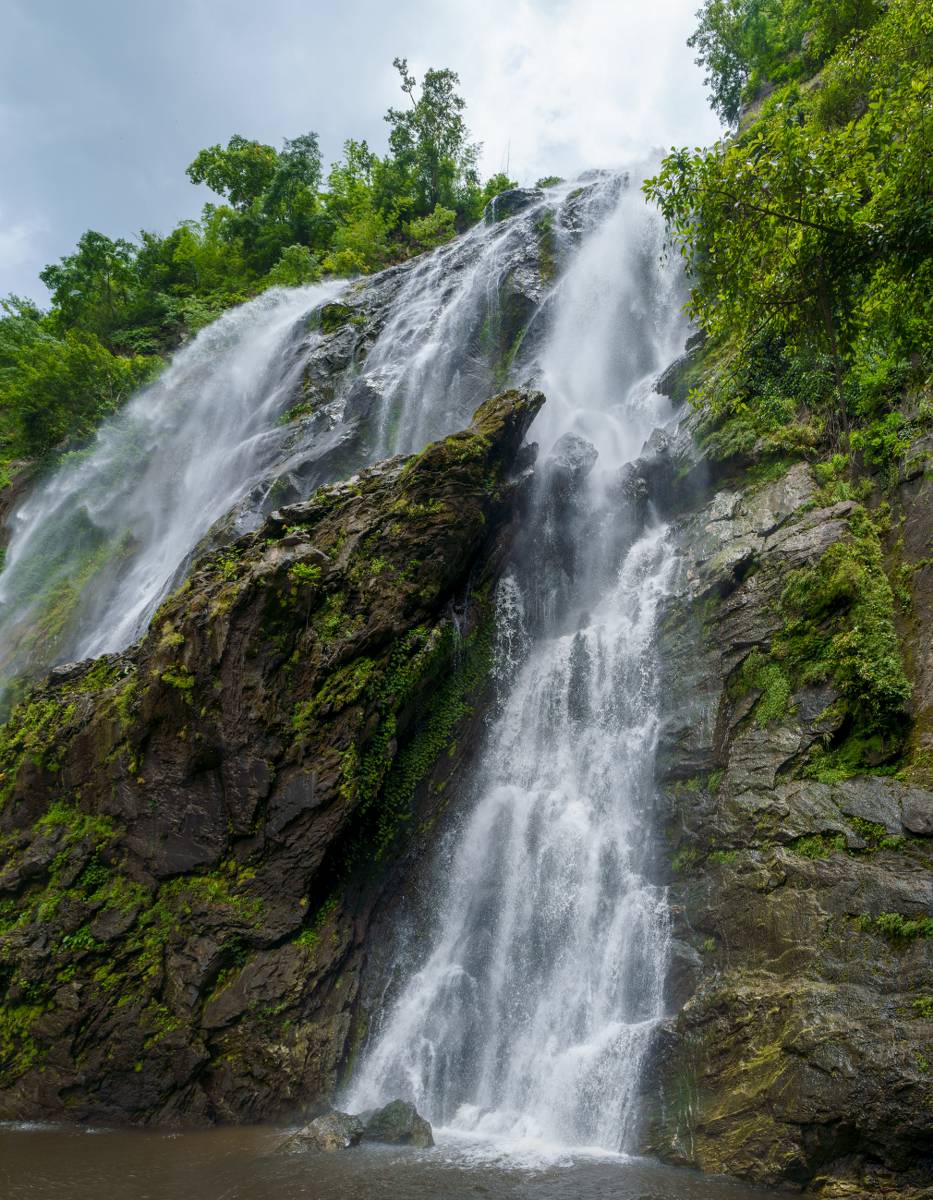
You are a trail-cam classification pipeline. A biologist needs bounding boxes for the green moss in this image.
[373,620,494,858]
[294,895,339,950]
[311,592,358,644]
[854,912,933,943]
[848,815,905,851]
[71,659,124,693]
[778,508,910,741]
[672,847,699,873]
[789,832,846,859]
[294,658,376,732]
[161,666,195,692]
[162,872,263,924]
[317,302,361,335]
[732,648,793,727]
[35,801,114,847]
[0,693,76,805]
[708,849,739,864]
[288,562,321,587]
[0,1003,44,1080]
[335,612,496,868]
[534,209,558,282]
[911,996,933,1018]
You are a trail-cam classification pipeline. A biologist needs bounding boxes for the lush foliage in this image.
[688,0,888,125]
[0,61,517,486]
[0,297,157,487]
[646,0,932,467]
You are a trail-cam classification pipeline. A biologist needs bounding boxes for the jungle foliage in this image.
[645,0,932,471]
[0,60,515,485]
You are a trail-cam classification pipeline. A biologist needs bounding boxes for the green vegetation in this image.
[729,505,911,777]
[789,832,846,859]
[848,815,904,851]
[1,59,517,491]
[780,509,910,753]
[645,0,932,472]
[0,693,76,805]
[294,896,339,951]
[733,648,793,726]
[854,911,933,942]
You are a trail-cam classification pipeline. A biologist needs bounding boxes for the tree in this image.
[0,299,155,462]
[646,0,932,448]
[384,58,481,219]
[39,231,137,343]
[185,135,279,210]
[264,244,321,287]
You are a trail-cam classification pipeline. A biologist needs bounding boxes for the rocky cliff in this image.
[640,424,933,1196]
[0,388,542,1124]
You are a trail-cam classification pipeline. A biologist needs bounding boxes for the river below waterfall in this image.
[0,1125,783,1200]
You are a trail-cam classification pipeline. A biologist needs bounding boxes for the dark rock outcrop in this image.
[485,188,544,223]
[0,388,544,1126]
[282,1099,433,1152]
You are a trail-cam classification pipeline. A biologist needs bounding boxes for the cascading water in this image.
[0,167,688,1156]
[0,176,618,700]
[342,174,623,460]
[345,173,688,1157]
[0,283,342,691]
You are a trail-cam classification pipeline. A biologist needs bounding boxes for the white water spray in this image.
[0,171,688,1155]
[347,176,687,1157]
[0,283,341,686]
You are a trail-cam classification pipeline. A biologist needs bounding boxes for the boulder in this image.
[545,432,599,490]
[901,788,933,835]
[360,1099,434,1148]
[287,1110,363,1152]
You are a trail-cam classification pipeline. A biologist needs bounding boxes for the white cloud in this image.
[414,0,722,182]
[0,213,48,295]
[0,0,721,301]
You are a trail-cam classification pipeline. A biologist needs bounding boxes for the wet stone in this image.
[360,1100,434,1148]
[287,1110,364,1152]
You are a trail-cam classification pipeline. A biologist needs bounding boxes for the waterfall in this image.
[346,174,688,1156]
[0,175,619,701]
[0,283,343,692]
[0,167,688,1153]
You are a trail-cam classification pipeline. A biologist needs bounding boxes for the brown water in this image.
[0,1125,783,1200]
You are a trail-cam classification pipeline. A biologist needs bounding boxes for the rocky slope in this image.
[0,388,542,1124]
[639,428,933,1196]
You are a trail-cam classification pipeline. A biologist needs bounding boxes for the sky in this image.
[0,0,721,303]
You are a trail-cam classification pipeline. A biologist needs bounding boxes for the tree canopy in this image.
[645,0,932,465]
[0,60,519,488]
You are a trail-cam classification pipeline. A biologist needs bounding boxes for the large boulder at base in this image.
[360,1099,434,1148]
[286,1110,363,1151]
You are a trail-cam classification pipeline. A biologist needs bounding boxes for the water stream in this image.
[347,174,687,1158]
[0,170,701,1182]
[0,282,342,689]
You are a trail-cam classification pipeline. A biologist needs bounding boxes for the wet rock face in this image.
[359,1099,434,1148]
[0,389,543,1126]
[545,432,599,492]
[484,187,545,223]
[642,454,933,1195]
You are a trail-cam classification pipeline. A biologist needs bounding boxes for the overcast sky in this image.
[0,0,721,303]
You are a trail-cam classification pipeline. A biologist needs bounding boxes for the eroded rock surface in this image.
[642,455,933,1196]
[0,389,543,1125]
